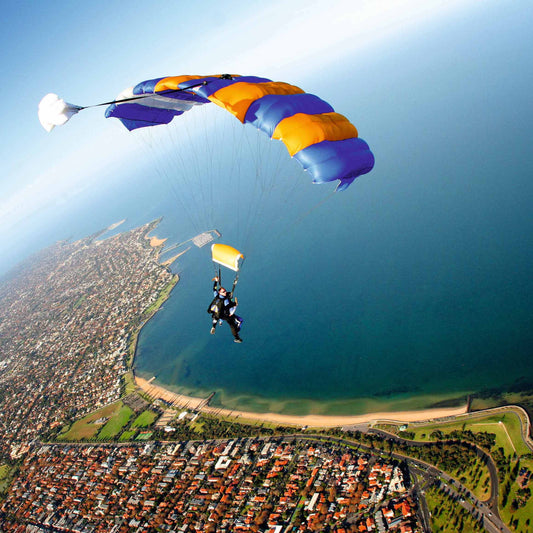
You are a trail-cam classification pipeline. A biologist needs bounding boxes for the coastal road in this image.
[407,465,433,533]
[368,428,502,517]
[313,432,512,533]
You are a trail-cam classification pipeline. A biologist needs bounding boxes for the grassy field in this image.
[386,407,533,531]
[143,276,178,317]
[453,456,491,501]
[499,456,533,532]
[58,402,123,441]
[122,370,137,395]
[407,409,530,457]
[411,446,490,501]
[98,404,134,439]
[119,430,137,442]
[467,419,520,456]
[0,464,15,495]
[425,485,484,532]
[135,431,153,440]
[131,410,158,428]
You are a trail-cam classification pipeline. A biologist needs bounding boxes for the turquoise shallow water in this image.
[7,3,533,415]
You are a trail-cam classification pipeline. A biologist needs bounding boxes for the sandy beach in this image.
[137,223,469,429]
[135,376,468,428]
[148,235,167,247]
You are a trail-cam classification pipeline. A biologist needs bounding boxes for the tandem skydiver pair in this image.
[207,244,244,343]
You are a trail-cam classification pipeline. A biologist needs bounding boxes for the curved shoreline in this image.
[133,223,496,429]
[133,228,471,428]
[134,376,469,428]
[128,222,181,376]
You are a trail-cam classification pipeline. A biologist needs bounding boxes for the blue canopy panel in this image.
[244,93,334,137]
[133,77,168,94]
[105,102,185,131]
[293,138,375,191]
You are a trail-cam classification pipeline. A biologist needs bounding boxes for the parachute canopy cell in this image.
[212,244,244,272]
[104,74,374,191]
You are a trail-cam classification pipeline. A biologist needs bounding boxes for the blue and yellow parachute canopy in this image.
[105,75,374,191]
[211,243,244,272]
[39,74,374,191]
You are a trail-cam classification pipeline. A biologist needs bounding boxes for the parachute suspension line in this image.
[238,126,297,255]
[82,80,229,238]
[146,102,223,237]
[244,127,257,243]
[199,104,222,229]
[211,262,240,298]
[290,189,336,230]
[248,147,270,252]
[118,121,203,236]
[165,116,207,232]
[213,115,249,251]
[175,104,220,232]
[235,126,272,254]
[231,270,240,296]
[243,186,336,268]
[230,257,245,297]
[231,122,247,248]
[138,125,204,235]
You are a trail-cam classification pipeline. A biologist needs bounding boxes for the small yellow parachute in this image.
[211,244,244,272]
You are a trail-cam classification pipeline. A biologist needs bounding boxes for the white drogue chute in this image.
[38,93,82,132]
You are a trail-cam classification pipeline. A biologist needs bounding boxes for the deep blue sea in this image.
[6,3,533,414]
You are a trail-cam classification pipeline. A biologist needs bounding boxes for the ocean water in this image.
[135,3,533,414]
[9,2,533,415]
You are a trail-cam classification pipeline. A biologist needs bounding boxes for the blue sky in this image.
[0,0,506,253]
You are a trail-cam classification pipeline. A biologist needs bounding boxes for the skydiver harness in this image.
[208,255,243,332]
[207,295,230,320]
[207,267,237,320]
[210,264,240,312]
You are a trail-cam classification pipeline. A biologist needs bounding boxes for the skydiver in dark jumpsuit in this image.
[207,277,243,343]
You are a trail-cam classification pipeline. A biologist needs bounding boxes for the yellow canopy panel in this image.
[211,243,244,272]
